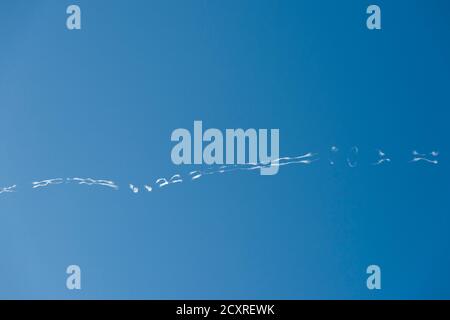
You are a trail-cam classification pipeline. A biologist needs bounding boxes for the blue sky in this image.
[0,0,449,299]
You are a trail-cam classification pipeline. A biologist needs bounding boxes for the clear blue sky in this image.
[0,0,449,299]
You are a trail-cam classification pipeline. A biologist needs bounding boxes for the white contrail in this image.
[0,185,16,194]
[32,178,64,189]
[68,178,119,190]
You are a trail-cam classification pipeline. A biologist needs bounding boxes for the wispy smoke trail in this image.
[0,185,16,194]
[68,178,119,190]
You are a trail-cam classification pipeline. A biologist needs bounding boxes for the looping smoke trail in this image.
[155,178,169,188]
[346,146,359,168]
[129,184,139,193]
[329,146,339,165]
[169,174,183,184]
[410,150,439,165]
[32,178,64,189]
[4,149,440,197]
[372,150,391,166]
[189,152,319,180]
[0,185,16,194]
[154,174,184,189]
[68,178,119,190]
[190,171,202,180]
